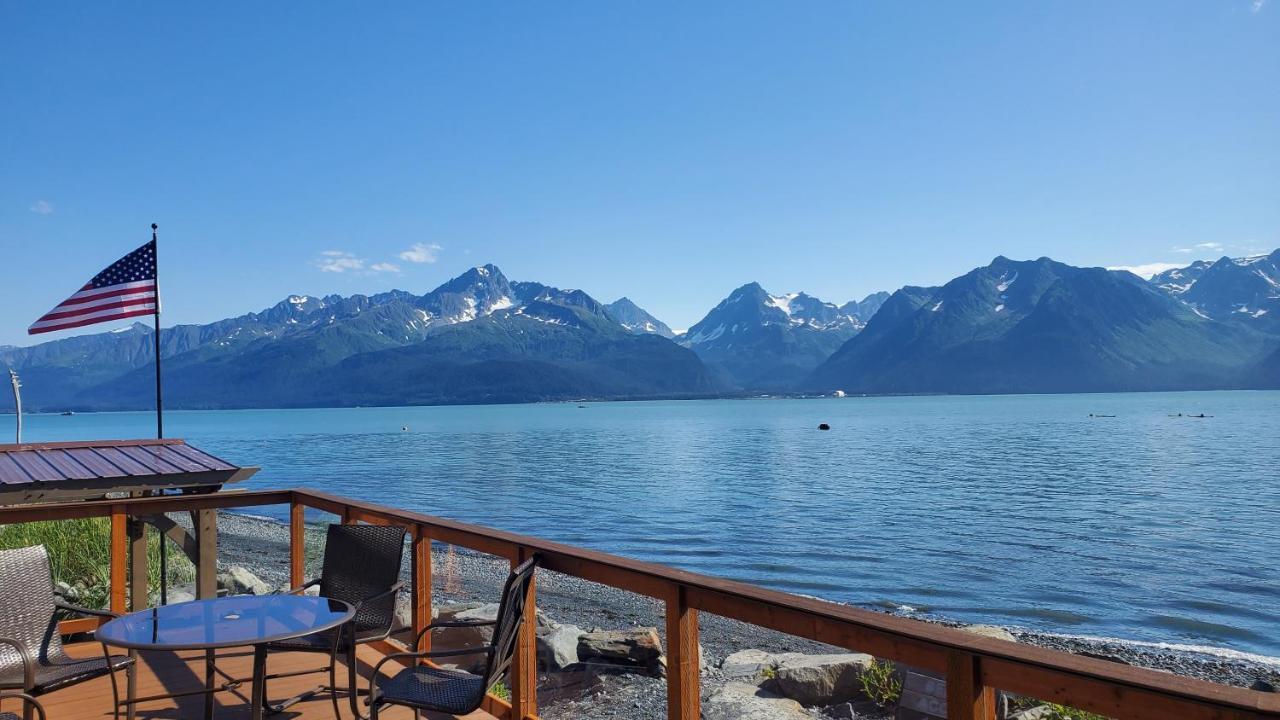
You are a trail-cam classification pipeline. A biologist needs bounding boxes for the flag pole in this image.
[152,223,163,440]
[152,222,168,605]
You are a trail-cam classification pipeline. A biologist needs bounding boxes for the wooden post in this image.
[128,517,148,611]
[110,506,127,614]
[509,547,538,719]
[665,584,701,720]
[946,650,995,720]
[412,526,433,654]
[195,509,218,600]
[290,501,306,588]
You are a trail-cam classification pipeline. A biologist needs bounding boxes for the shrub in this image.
[489,680,511,700]
[0,517,195,609]
[860,658,902,707]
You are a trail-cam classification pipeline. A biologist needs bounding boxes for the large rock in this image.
[962,624,1017,643]
[720,649,804,679]
[392,594,412,632]
[578,627,663,674]
[772,653,874,706]
[428,603,494,672]
[536,622,583,671]
[217,566,271,596]
[703,682,813,720]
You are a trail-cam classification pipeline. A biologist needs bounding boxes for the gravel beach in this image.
[211,511,1279,718]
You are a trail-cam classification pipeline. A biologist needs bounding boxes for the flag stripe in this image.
[28,240,159,336]
[35,294,157,323]
[58,281,157,306]
[28,305,157,334]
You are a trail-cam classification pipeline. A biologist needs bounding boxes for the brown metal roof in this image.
[0,439,258,504]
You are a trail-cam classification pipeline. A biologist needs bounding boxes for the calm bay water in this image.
[18,392,1280,658]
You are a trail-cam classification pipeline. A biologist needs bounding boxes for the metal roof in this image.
[0,438,258,504]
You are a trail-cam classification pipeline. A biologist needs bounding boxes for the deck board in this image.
[27,641,496,720]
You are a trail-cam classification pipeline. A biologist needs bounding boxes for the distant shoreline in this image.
[9,386,1279,416]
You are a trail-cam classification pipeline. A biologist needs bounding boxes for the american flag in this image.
[29,240,159,335]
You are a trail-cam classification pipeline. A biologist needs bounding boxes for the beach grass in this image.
[0,517,194,609]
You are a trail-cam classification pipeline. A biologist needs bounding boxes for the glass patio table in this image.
[98,595,354,720]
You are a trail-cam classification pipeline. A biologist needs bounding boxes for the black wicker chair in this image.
[0,546,133,720]
[366,555,539,720]
[261,523,407,720]
[0,693,45,720]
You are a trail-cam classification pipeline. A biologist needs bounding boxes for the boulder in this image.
[1009,705,1056,720]
[217,566,271,596]
[392,594,412,632]
[772,653,874,706]
[961,624,1017,643]
[720,648,804,679]
[536,622,583,671]
[703,682,813,720]
[578,627,663,674]
[165,589,196,605]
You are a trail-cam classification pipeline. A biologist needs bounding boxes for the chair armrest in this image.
[0,691,45,720]
[0,637,37,691]
[276,578,321,596]
[410,617,497,648]
[54,600,120,620]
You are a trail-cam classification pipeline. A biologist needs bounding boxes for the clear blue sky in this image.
[2,1,1276,345]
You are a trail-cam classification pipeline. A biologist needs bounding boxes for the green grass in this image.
[0,518,195,608]
[489,680,511,701]
[860,658,903,707]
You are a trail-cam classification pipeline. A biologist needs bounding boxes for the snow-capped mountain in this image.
[810,256,1273,395]
[1149,250,1280,327]
[1,264,716,410]
[839,291,891,324]
[679,283,864,390]
[604,298,675,338]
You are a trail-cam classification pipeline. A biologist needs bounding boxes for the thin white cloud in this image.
[315,251,365,273]
[369,262,401,273]
[1108,262,1185,279]
[1172,242,1225,254]
[398,243,442,264]
[1253,0,1266,14]
[29,200,54,215]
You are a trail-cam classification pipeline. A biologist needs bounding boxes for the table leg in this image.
[204,648,216,720]
[250,646,266,720]
[126,649,137,720]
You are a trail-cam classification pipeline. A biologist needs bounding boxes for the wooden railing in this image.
[1,489,1277,720]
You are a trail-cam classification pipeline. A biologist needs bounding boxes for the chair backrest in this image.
[318,524,407,636]
[0,546,64,670]
[481,555,539,691]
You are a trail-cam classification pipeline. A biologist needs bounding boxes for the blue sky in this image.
[2,1,1277,346]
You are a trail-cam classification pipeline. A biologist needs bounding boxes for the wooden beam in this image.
[195,508,218,600]
[128,515,148,612]
[947,651,995,720]
[412,525,432,653]
[664,584,701,720]
[289,501,305,588]
[509,547,538,719]
[109,506,127,614]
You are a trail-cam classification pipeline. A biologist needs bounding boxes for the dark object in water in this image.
[818,423,831,431]
[61,411,74,416]
[1089,414,1116,418]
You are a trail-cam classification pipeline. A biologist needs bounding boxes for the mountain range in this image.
[3,250,1279,411]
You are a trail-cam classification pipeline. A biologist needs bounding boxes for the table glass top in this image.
[97,595,353,650]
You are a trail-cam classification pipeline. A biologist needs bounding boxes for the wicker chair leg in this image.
[329,652,342,720]
[346,644,369,720]
[100,642,124,720]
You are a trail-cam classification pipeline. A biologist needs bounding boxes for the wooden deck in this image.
[35,641,496,720]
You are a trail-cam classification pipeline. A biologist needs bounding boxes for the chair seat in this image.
[0,654,133,695]
[373,666,487,715]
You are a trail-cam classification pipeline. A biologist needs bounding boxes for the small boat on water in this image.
[60,411,74,416]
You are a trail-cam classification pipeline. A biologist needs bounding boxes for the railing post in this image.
[510,547,537,719]
[128,516,148,611]
[195,509,218,600]
[665,584,701,720]
[412,525,433,654]
[946,650,995,720]
[110,505,127,614]
[289,500,306,589]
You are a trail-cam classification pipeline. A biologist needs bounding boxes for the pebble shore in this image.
[212,511,1279,718]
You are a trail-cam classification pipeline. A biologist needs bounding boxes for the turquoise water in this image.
[16,392,1280,658]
